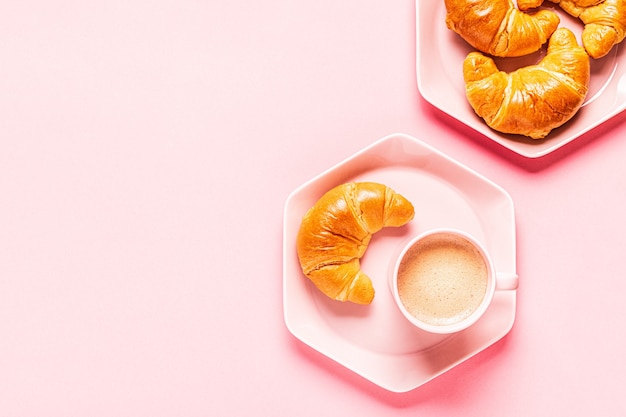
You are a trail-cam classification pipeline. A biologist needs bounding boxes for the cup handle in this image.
[495,272,519,291]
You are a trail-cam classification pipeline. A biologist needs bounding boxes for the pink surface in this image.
[1,1,625,415]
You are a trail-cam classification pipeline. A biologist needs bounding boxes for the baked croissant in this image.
[444,0,560,57]
[463,27,590,139]
[296,182,415,305]
[551,0,626,58]
[518,0,602,10]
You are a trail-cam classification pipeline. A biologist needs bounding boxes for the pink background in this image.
[1,1,625,415]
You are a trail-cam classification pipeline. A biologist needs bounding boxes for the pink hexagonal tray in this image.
[283,133,517,392]
[416,0,626,158]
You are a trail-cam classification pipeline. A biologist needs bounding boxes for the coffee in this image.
[396,233,488,327]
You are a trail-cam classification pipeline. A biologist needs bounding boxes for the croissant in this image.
[296,182,415,305]
[463,27,590,139]
[444,0,560,57]
[550,0,626,58]
[518,0,603,10]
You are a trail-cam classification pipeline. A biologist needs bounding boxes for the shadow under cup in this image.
[390,229,518,334]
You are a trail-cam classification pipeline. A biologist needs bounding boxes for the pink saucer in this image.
[416,0,626,158]
[283,133,517,392]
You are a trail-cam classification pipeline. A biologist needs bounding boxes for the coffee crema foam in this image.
[397,233,488,326]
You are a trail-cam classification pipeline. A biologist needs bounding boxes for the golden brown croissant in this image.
[518,0,602,10]
[296,182,414,305]
[463,27,590,139]
[444,0,560,57]
[550,0,626,58]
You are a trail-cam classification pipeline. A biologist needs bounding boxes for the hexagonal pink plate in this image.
[417,0,626,158]
[283,133,517,392]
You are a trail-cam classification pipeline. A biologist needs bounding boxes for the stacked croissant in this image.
[445,0,626,139]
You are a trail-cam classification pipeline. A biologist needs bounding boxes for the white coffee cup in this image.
[390,229,518,334]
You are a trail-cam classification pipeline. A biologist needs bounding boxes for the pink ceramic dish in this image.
[283,133,517,392]
[416,0,626,158]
